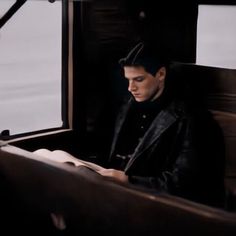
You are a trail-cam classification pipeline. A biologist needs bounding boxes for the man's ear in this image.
[155,67,166,81]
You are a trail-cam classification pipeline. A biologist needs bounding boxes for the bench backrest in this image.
[171,63,236,178]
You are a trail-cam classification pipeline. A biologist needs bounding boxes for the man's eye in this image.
[135,77,144,82]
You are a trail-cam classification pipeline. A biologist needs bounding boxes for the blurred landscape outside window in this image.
[0,0,62,135]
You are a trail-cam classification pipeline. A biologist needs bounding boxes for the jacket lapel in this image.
[109,98,133,160]
[125,101,180,170]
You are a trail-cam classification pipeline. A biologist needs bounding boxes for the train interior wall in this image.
[70,1,198,162]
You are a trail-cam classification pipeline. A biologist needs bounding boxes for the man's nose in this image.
[128,81,137,92]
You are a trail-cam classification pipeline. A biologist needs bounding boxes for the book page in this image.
[33,149,105,172]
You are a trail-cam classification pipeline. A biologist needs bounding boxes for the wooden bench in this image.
[0,142,236,235]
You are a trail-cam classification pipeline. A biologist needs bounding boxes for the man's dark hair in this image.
[119,42,169,76]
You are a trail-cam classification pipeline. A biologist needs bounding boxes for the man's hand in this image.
[97,169,129,184]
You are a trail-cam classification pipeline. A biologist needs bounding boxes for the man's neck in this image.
[150,85,165,102]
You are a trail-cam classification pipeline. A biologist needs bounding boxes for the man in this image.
[97,42,170,182]
[97,42,225,207]
[35,42,225,207]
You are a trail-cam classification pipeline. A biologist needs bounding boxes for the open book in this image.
[33,149,105,172]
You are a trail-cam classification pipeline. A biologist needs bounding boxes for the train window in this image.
[197,5,236,69]
[0,1,15,17]
[0,0,63,136]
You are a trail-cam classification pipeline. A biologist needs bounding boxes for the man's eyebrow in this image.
[124,75,145,80]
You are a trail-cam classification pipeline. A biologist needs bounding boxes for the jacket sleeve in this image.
[128,112,225,207]
[128,116,208,197]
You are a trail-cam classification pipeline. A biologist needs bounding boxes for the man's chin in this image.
[134,97,146,102]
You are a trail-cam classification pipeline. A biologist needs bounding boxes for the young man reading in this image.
[35,42,225,207]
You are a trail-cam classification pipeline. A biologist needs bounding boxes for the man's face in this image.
[124,66,166,102]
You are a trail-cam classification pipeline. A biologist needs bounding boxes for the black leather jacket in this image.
[109,97,225,207]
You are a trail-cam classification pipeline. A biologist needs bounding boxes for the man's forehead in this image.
[124,66,150,79]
